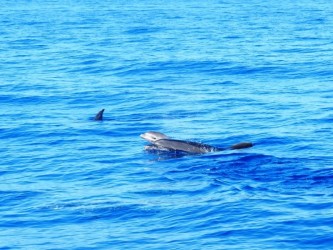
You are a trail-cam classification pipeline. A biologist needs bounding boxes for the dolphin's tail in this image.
[94,109,105,121]
[229,142,253,150]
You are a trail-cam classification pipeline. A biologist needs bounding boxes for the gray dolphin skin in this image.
[94,109,105,121]
[140,131,253,154]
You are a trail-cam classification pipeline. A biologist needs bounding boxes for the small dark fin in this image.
[94,109,105,121]
[230,142,253,150]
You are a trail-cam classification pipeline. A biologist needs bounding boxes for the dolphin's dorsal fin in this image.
[94,109,105,121]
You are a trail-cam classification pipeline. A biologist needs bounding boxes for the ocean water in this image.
[1,0,333,249]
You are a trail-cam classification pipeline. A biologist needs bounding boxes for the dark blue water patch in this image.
[223,35,244,39]
[7,39,49,50]
[285,167,333,188]
[66,65,107,74]
[199,153,332,189]
[0,190,43,207]
[126,27,163,35]
[0,247,11,250]
[4,95,50,105]
[22,21,49,26]
[0,90,72,106]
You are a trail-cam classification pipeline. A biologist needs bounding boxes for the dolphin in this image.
[94,109,105,121]
[140,131,253,154]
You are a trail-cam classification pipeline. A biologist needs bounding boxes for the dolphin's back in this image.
[155,139,221,154]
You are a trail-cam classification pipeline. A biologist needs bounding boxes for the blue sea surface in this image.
[1,0,333,249]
